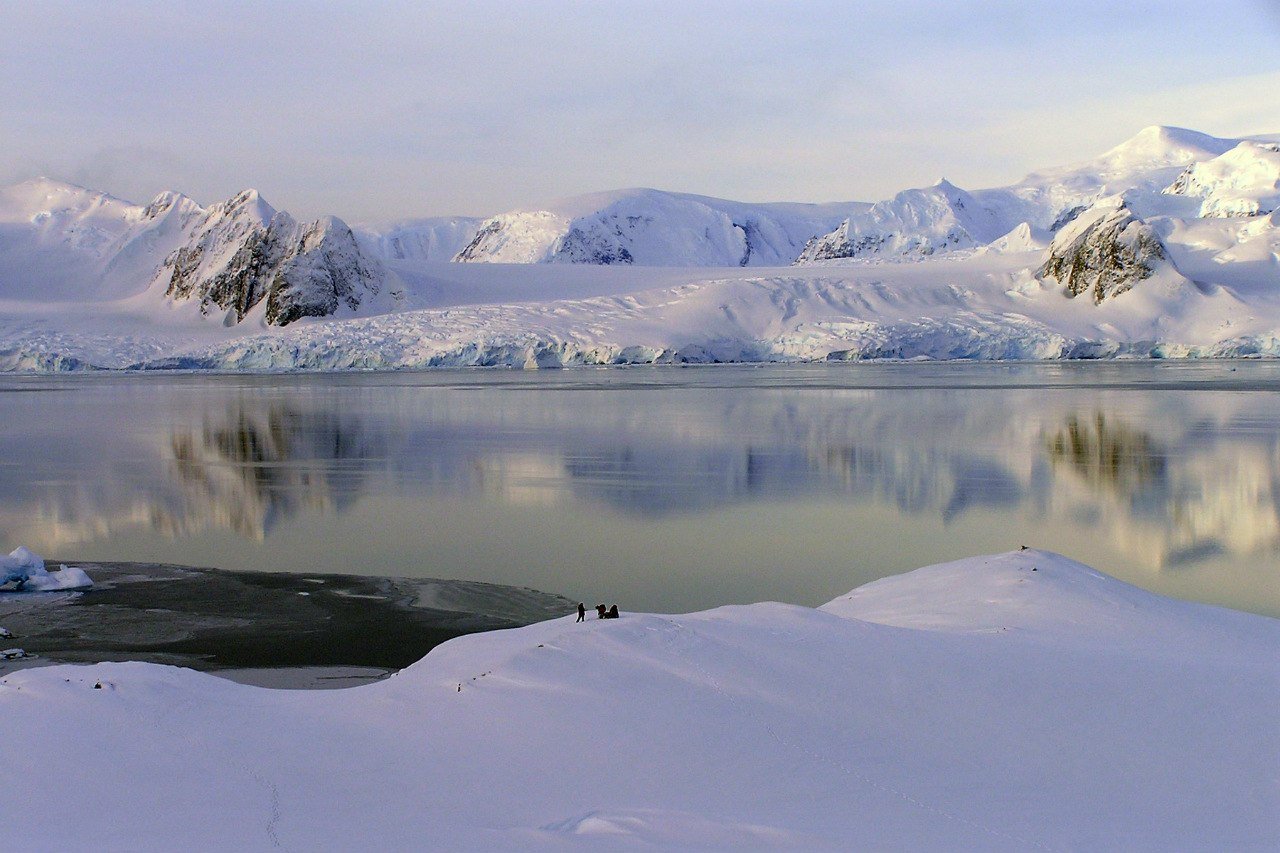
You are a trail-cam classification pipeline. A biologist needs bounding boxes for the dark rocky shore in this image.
[0,561,573,687]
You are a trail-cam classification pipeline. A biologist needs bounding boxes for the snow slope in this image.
[1163,140,1280,218]
[0,178,160,301]
[1,549,1274,850]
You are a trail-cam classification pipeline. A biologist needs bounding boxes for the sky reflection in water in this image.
[2,363,1279,617]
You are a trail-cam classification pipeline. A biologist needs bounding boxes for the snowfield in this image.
[1,549,1275,850]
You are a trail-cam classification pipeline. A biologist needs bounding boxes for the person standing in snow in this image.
[576,602,586,622]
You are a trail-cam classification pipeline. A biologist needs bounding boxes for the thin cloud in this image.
[2,1,1277,219]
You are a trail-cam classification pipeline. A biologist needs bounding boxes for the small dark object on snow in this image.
[1031,567,1037,571]
[606,604,620,619]
[1020,545,1028,550]
[596,604,607,619]
[576,602,586,623]
[93,682,102,689]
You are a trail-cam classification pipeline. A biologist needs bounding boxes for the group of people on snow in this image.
[576,602,619,622]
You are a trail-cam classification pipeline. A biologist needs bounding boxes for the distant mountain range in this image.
[1,125,1278,369]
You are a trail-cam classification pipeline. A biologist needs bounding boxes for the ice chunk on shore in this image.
[1,546,93,591]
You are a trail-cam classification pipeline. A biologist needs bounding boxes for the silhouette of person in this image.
[607,604,619,619]
[596,604,607,619]
[576,602,586,622]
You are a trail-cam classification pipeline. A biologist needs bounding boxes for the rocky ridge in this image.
[156,190,383,326]
[1038,201,1171,303]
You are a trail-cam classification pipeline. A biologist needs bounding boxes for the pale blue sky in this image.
[4,1,1280,220]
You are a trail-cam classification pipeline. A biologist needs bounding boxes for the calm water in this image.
[3,363,1280,618]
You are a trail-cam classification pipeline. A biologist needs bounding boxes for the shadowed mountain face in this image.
[2,364,1280,615]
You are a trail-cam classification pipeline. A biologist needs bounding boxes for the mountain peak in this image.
[2,176,122,206]
[204,188,277,226]
[142,190,201,220]
[1099,126,1236,170]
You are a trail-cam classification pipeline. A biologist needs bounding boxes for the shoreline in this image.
[0,560,573,687]
[2,350,1280,375]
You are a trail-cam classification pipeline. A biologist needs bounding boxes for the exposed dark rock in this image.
[552,226,635,264]
[1039,204,1168,304]
[453,219,507,262]
[158,191,381,326]
[1049,206,1087,232]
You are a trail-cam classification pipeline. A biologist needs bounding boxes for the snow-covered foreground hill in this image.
[2,549,1275,850]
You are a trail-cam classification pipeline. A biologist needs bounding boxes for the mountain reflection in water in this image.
[1046,413,1167,498]
[1,364,1278,616]
[167,402,380,539]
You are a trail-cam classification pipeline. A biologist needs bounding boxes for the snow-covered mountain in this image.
[0,180,388,325]
[796,179,1006,261]
[354,215,483,263]
[1163,140,1280,218]
[987,125,1241,228]
[152,189,384,326]
[795,125,1251,267]
[1038,197,1182,304]
[0,178,169,301]
[453,188,867,266]
[2,124,1280,367]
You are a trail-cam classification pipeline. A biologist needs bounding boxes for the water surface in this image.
[3,363,1279,618]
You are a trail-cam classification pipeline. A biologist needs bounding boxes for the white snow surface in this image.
[796,179,1007,261]
[1163,140,1280,218]
[0,546,93,591]
[1,549,1275,850]
[354,215,484,263]
[2,126,1280,368]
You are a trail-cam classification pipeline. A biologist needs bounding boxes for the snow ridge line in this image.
[662,617,1053,851]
